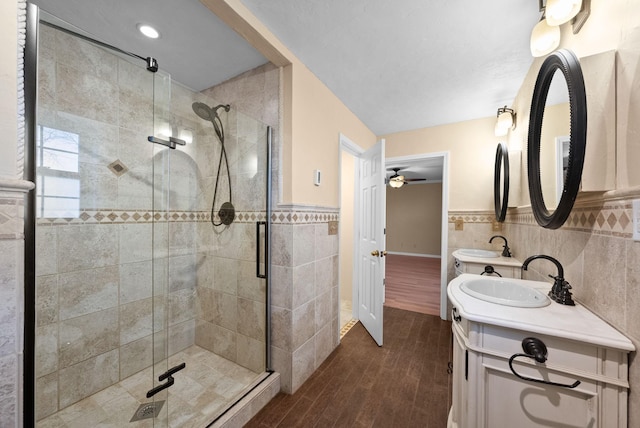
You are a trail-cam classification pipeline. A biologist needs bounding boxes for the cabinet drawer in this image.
[463,262,520,278]
[480,324,598,374]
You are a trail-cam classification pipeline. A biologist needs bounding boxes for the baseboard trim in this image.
[386,251,441,258]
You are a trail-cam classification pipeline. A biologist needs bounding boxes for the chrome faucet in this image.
[522,254,575,306]
[489,235,511,258]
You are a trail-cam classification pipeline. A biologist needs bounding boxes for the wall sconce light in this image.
[495,106,516,137]
[530,0,590,57]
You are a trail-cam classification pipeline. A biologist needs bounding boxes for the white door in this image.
[357,139,385,346]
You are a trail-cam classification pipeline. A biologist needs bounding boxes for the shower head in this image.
[192,102,230,122]
[192,102,213,121]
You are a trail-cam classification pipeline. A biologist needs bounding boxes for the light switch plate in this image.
[633,199,640,241]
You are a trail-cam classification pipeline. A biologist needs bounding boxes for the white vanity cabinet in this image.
[452,250,522,279]
[447,274,634,428]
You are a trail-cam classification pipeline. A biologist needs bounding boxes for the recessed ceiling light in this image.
[137,23,159,39]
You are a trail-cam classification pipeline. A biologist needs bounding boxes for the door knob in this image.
[371,250,379,256]
[381,250,387,257]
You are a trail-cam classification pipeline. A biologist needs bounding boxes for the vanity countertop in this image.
[448,274,635,352]
[452,249,523,267]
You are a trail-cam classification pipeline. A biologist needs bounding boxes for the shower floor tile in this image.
[36,345,260,427]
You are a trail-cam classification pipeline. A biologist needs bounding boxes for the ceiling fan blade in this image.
[403,178,427,182]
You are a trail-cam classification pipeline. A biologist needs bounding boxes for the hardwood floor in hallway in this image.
[384,254,442,316]
[246,307,452,427]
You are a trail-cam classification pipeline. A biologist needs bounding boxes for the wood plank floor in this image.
[247,307,452,427]
[384,255,441,316]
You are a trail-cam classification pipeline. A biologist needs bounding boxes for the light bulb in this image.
[530,19,561,57]
[494,121,508,137]
[137,24,160,39]
[545,0,582,26]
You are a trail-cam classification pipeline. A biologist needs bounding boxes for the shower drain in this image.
[130,400,165,422]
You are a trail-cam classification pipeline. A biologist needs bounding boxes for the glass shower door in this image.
[32,13,173,426]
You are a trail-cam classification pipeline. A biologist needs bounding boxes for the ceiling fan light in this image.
[530,19,561,57]
[389,179,404,188]
[545,0,582,26]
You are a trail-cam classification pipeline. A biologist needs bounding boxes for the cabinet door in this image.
[480,354,597,427]
[451,328,467,428]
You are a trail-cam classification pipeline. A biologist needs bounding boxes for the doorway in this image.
[339,136,450,344]
[384,155,445,317]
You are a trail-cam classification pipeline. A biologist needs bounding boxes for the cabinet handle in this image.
[508,354,581,389]
[480,265,502,277]
[452,307,461,322]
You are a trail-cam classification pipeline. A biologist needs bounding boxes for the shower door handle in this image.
[256,221,267,279]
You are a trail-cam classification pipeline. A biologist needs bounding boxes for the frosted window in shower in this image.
[36,126,80,218]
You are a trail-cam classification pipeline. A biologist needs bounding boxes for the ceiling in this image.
[386,158,444,184]
[30,0,540,136]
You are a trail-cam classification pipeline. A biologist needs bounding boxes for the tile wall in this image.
[270,207,341,393]
[0,185,31,428]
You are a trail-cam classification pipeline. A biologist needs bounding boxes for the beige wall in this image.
[386,183,442,255]
[289,64,377,206]
[0,0,17,178]
[202,0,377,208]
[339,151,355,303]
[382,117,498,211]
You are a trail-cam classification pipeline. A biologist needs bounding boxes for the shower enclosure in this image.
[27,6,272,426]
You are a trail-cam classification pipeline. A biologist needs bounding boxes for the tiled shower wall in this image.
[33,24,273,418]
[204,61,342,392]
[447,198,640,426]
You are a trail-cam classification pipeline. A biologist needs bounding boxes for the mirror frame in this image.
[527,49,587,229]
[494,142,509,222]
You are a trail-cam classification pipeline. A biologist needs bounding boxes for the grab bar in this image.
[148,135,186,150]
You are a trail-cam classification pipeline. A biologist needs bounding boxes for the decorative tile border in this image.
[35,206,339,226]
[271,209,339,224]
[448,199,634,237]
[448,211,495,224]
[505,201,633,237]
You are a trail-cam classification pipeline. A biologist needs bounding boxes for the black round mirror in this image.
[494,142,509,222]
[527,49,587,229]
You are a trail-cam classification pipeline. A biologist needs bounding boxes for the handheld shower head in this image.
[191,101,234,227]
[192,102,230,122]
[192,102,213,121]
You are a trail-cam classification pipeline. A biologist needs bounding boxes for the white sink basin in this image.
[457,248,499,258]
[460,278,551,308]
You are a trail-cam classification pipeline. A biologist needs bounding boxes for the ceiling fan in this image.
[387,167,427,188]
